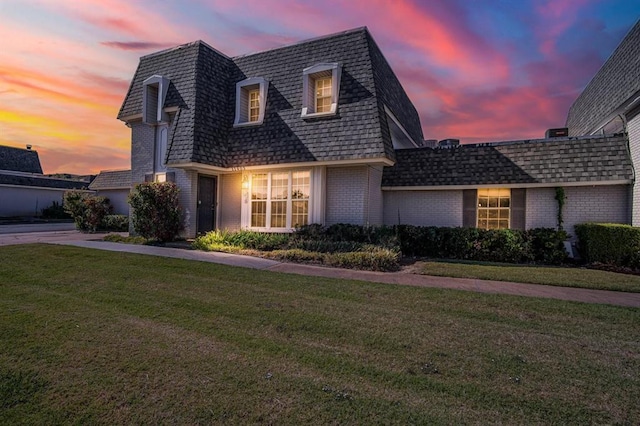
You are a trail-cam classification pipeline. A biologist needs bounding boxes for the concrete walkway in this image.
[53,238,640,308]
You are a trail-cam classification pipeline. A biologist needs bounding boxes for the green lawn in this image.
[418,260,640,292]
[1,244,639,424]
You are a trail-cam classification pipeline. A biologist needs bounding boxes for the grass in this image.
[418,260,640,292]
[1,244,639,424]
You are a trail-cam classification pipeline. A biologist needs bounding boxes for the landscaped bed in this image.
[1,244,639,424]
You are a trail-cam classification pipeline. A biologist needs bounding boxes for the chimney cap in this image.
[26,144,32,150]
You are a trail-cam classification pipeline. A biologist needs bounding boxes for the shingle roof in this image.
[0,172,88,190]
[118,27,423,168]
[88,170,131,190]
[0,145,43,174]
[382,135,632,187]
[566,20,640,136]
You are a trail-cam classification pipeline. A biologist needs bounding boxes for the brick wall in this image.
[366,166,384,225]
[130,122,154,186]
[525,188,557,229]
[325,166,368,225]
[629,114,640,226]
[382,190,462,227]
[219,173,241,231]
[563,185,630,235]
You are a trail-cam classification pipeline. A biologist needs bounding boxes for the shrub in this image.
[101,215,129,232]
[63,191,113,232]
[225,230,290,251]
[324,247,401,272]
[103,233,147,244]
[575,223,640,268]
[41,201,71,219]
[525,228,568,265]
[128,182,182,242]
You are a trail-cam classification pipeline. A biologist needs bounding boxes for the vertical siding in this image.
[383,190,463,227]
[325,166,367,225]
[628,114,640,226]
[525,187,557,229]
[563,185,630,236]
[219,173,242,231]
[174,170,197,238]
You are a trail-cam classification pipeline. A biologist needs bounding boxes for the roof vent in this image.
[545,128,568,138]
[438,138,460,148]
[26,144,32,150]
[420,139,437,148]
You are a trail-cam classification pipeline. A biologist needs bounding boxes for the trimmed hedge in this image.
[128,182,182,242]
[575,223,640,268]
[193,225,569,270]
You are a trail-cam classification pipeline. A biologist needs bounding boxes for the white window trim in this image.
[142,75,170,125]
[301,63,341,118]
[241,167,325,231]
[234,77,268,127]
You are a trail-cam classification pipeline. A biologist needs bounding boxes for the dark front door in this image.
[197,175,217,234]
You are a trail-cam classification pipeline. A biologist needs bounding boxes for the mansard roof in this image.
[118,27,423,168]
[0,145,43,174]
[382,134,632,188]
[566,20,640,136]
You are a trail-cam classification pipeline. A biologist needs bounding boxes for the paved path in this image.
[0,222,75,234]
[52,239,640,308]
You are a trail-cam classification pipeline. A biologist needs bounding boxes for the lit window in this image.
[301,63,341,117]
[248,89,260,122]
[234,77,268,126]
[315,77,332,113]
[477,188,510,229]
[249,171,310,229]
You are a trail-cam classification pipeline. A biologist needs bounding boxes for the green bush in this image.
[41,201,71,219]
[128,182,182,242]
[63,191,113,232]
[324,247,401,272]
[575,223,640,268]
[225,230,290,251]
[101,215,129,232]
[103,233,147,244]
[525,228,568,265]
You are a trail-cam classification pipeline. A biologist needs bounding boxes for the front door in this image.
[197,175,217,235]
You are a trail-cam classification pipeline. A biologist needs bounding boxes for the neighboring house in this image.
[566,19,640,226]
[0,145,89,217]
[88,170,132,215]
[118,25,639,238]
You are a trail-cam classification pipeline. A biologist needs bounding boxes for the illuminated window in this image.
[477,188,510,229]
[249,171,310,229]
[301,63,341,117]
[234,77,267,126]
[248,89,260,122]
[315,77,332,113]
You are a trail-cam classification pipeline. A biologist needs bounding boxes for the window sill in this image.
[233,120,263,128]
[301,111,336,119]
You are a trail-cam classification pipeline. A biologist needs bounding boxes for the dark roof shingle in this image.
[382,135,632,187]
[88,170,131,190]
[0,145,43,174]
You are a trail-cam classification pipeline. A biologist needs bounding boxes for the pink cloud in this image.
[100,41,177,51]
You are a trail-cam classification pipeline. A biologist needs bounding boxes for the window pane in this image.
[488,197,498,208]
[498,220,509,229]
[292,200,308,227]
[251,201,266,227]
[271,173,288,200]
[292,171,310,199]
[251,174,267,200]
[478,219,488,229]
[499,197,510,208]
[499,209,510,219]
[478,197,488,208]
[478,209,488,219]
[488,209,499,219]
[271,201,287,228]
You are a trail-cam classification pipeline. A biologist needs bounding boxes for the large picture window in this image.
[250,170,310,229]
[477,188,510,229]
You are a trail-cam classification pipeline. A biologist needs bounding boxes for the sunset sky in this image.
[0,1,638,174]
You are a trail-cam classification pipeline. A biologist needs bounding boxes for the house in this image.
[118,25,639,238]
[0,145,89,217]
[88,170,132,215]
[566,19,640,226]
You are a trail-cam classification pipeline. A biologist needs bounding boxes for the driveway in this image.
[0,223,120,246]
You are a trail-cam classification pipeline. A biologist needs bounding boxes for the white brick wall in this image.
[219,173,241,231]
[629,114,640,226]
[525,188,557,229]
[563,185,630,236]
[383,190,462,227]
[367,166,384,225]
[325,166,368,225]
[175,169,197,238]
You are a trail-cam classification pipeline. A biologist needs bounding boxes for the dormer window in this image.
[142,75,169,125]
[235,77,268,126]
[301,63,341,118]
